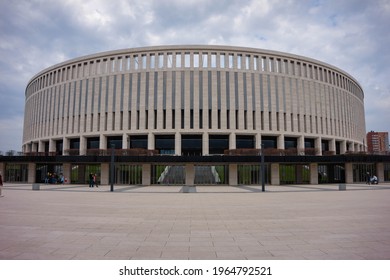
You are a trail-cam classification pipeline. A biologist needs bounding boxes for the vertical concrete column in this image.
[345,163,353,183]
[185,164,195,186]
[298,135,305,155]
[62,163,71,184]
[230,133,237,150]
[63,137,70,155]
[348,142,354,152]
[315,137,322,155]
[100,163,109,185]
[38,140,44,153]
[376,162,384,183]
[100,135,107,150]
[175,132,181,155]
[142,164,151,186]
[80,136,86,155]
[148,133,155,150]
[256,133,261,149]
[229,164,238,186]
[27,163,36,183]
[341,140,347,154]
[203,132,209,155]
[122,134,128,149]
[49,139,55,154]
[310,163,318,184]
[271,163,280,185]
[277,134,284,150]
[127,135,131,149]
[329,139,336,154]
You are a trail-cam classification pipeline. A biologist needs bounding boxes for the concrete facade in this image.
[23,45,366,156]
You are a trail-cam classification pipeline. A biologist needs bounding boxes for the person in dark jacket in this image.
[89,173,94,188]
[0,173,4,197]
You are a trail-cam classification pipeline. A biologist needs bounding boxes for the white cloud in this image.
[0,116,23,152]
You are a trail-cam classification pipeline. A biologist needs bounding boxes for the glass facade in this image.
[115,164,142,184]
[280,164,310,184]
[35,163,63,183]
[5,163,28,182]
[151,165,185,185]
[237,164,270,185]
[318,164,345,183]
[353,163,376,183]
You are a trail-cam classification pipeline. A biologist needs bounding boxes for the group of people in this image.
[366,172,379,185]
[44,172,65,184]
[89,173,99,188]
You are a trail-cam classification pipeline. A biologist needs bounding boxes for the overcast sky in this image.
[0,0,389,152]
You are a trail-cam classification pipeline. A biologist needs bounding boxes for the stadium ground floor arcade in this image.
[23,133,365,157]
[1,155,390,186]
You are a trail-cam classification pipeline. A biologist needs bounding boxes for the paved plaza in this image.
[0,183,390,260]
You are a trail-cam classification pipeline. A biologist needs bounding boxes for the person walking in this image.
[89,173,94,188]
[93,173,98,188]
[0,173,4,197]
[366,172,371,185]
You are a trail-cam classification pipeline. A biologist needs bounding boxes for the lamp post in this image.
[110,144,115,192]
[261,143,265,192]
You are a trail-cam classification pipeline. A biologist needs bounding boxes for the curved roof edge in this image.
[26,44,364,94]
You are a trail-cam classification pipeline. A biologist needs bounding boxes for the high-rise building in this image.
[367,131,389,153]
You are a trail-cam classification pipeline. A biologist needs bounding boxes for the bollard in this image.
[32,184,40,190]
[182,186,196,193]
[338,184,346,191]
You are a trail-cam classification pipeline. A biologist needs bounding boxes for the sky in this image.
[0,0,389,153]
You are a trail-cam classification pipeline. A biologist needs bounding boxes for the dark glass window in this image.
[321,140,329,152]
[209,135,229,154]
[304,138,315,148]
[43,142,49,153]
[130,135,148,149]
[336,141,341,154]
[236,135,255,149]
[55,140,63,155]
[69,138,80,149]
[87,137,100,149]
[262,136,277,149]
[107,136,122,149]
[181,135,202,156]
[284,137,298,149]
[155,135,175,154]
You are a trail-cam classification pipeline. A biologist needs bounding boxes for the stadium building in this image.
[2,45,389,186]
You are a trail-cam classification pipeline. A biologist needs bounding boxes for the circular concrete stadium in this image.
[23,45,366,156]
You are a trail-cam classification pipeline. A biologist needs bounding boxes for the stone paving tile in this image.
[216,251,247,259]
[100,248,138,259]
[188,251,218,259]
[244,251,275,259]
[130,251,163,259]
[1,183,390,260]
[160,251,190,259]
[189,246,216,252]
